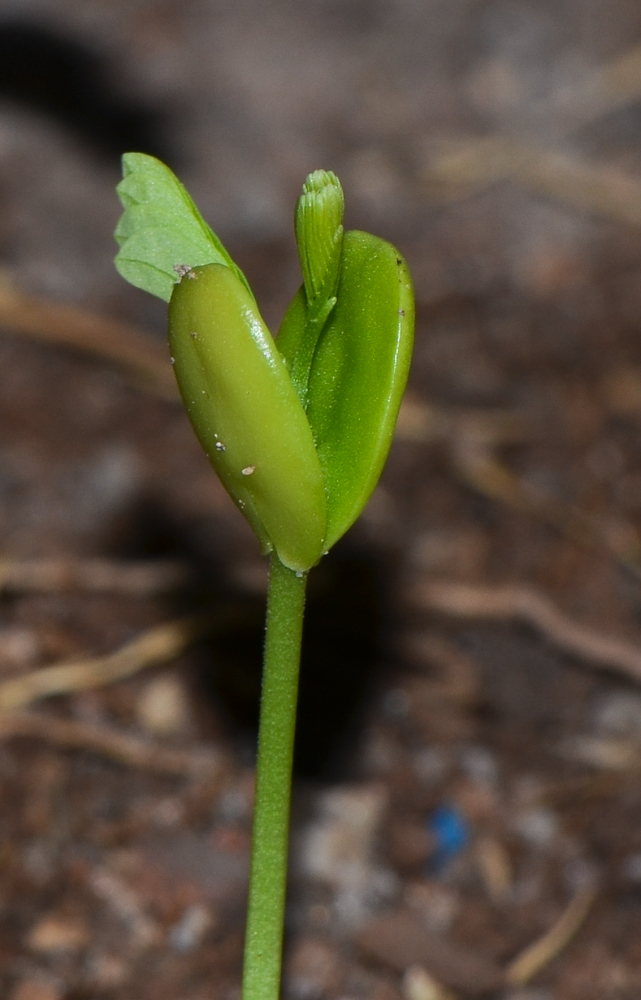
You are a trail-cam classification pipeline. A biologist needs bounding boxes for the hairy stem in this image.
[241,555,307,1000]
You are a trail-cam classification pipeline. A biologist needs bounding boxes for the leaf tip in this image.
[295,169,345,307]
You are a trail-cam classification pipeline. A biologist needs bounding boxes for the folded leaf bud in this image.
[295,170,344,316]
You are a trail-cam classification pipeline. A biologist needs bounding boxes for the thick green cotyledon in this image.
[278,228,414,551]
[168,263,327,573]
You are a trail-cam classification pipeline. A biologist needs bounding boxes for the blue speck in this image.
[428,805,469,872]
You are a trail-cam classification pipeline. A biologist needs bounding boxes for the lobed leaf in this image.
[114,153,251,302]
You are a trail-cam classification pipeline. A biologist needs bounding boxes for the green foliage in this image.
[114,156,413,568]
[114,153,251,302]
[284,170,345,404]
[278,230,414,550]
[295,170,343,317]
[168,264,326,572]
[114,155,415,1000]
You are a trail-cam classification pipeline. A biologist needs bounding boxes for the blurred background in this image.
[3,2,641,999]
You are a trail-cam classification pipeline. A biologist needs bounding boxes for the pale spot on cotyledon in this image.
[173,263,197,280]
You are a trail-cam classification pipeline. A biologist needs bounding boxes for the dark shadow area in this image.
[105,495,392,781]
[202,540,391,781]
[102,494,231,613]
[0,19,169,162]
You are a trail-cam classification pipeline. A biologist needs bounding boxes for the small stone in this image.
[403,965,456,1000]
[26,913,89,953]
[136,673,191,736]
[512,806,559,849]
[299,784,388,882]
[297,784,390,925]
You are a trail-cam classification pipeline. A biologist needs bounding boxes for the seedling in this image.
[114,154,414,1000]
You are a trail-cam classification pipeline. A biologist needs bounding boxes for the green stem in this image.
[242,555,307,1000]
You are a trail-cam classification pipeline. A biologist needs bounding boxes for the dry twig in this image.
[419,41,641,225]
[475,836,513,903]
[412,579,641,685]
[0,557,187,595]
[397,395,641,573]
[0,617,206,712]
[423,137,641,227]
[403,965,458,1000]
[505,883,597,986]
[0,273,178,400]
[89,867,161,949]
[449,438,640,566]
[0,710,221,777]
[552,43,641,129]
[395,395,527,449]
[402,633,480,706]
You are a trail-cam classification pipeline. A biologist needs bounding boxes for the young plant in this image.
[114,154,414,1000]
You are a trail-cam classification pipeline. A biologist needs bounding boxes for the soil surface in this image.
[2,3,641,999]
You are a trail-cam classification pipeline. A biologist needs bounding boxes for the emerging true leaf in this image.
[169,263,327,572]
[284,170,345,404]
[115,153,251,302]
[295,170,344,313]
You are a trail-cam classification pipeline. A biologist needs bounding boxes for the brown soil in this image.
[2,3,641,999]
